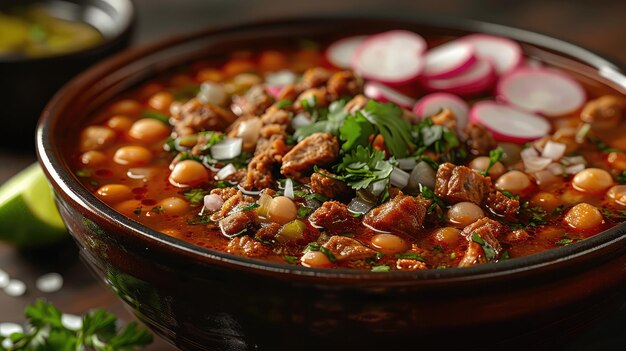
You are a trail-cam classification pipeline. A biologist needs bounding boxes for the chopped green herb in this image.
[141,110,169,123]
[555,238,574,246]
[339,113,375,152]
[480,147,504,176]
[172,84,201,101]
[371,265,390,272]
[433,245,443,254]
[215,180,231,188]
[524,205,548,227]
[501,191,520,200]
[283,255,299,264]
[232,202,260,213]
[359,101,415,158]
[303,242,321,253]
[395,253,425,261]
[334,145,393,191]
[178,152,202,162]
[132,208,142,216]
[150,206,165,214]
[601,208,626,220]
[552,206,565,216]
[183,188,208,207]
[340,232,355,237]
[294,100,346,141]
[297,206,313,218]
[471,232,496,262]
[254,236,273,245]
[617,171,626,184]
[164,136,177,152]
[223,228,249,239]
[587,136,623,153]
[319,246,337,263]
[187,215,212,225]
[276,99,292,108]
[420,185,446,218]
[76,168,91,177]
[450,252,457,259]
[500,251,510,261]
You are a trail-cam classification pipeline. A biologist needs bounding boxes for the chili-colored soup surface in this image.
[71,32,626,271]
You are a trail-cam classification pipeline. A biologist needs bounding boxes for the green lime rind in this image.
[0,163,68,247]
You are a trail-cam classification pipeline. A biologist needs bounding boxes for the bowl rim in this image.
[37,15,626,284]
[0,0,136,64]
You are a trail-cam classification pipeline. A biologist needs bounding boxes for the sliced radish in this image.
[423,41,476,79]
[422,59,496,96]
[325,35,367,69]
[497,67,586,117]
[459,34,523,75]
[364,82,416,108]
[351,30,426,85]
[469,101,551,143]
[413,93,469,130]
[266,85,283,99]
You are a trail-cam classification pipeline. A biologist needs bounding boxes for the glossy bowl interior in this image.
[0,0,134,149]
[37,16,626,350]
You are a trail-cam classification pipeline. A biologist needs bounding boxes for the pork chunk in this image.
[431,108,458,132]
[458,218,506,267]
[242,134,288,190]
[363,195,427,236]
[326,70,362,98]
[219,210,259,238]
[485,190,520,221]
[322,236,376,261]
[227,235,270,258]
[171,98,236,136]
[464,123,496,156]
[310,169,350,200]
[435,163,491,205]
[231,85,275,116]
[281,133,339,179]
[308,201,358,234]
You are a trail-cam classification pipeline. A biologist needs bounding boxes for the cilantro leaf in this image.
[480,147,504,176]
[471,232,496,262]
[360,101,415,158]
[183,188,208,207]
[339,113,375,152]
[335,146,393,191]
[395,253,425,261]
[294,100,347,141]
[371,265,391,272]
[140,110,169,124]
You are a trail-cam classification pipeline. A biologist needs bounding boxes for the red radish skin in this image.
[497,67,586,117]
[364,82,416,108]
[470,101,551,143]
[351,30,426,85]
[459,34,523,75]
[422,59,497,96]
[266,85,283,99]
[423,41,477,79]
[325,35,367,69]
[413,93,469,130]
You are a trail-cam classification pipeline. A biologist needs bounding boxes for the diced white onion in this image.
[237,117,262,146]
[284,178,295,199]
[0,269,9,289]
[292,113,312,129]
[397,157,417,171]
[3,279,26,297]
[561,156,586,166]
[266,70,297,86]
[534,170,559,186]
[35,273,63,293]
[237,184,262,195]
[368,180,387,197]
[521,147,539,159]
[215,163,236,180]
[211,137,243,160]
[204,194,224,212]
[198,81,226,105]
[61,314,83,331]
[0,323,23,337]
[408,161,436,190]
[547,162,564,176]
[390,167,410,189]
[541,141,566,160]
[523,156,552,173]
[347,197,376,215]
[565,164,586,175]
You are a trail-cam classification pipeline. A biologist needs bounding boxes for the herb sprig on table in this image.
[0,299,152,351]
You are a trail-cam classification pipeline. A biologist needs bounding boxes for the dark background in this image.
[1,0,625,350]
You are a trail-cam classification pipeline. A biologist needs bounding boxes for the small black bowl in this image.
[0,0,135,150]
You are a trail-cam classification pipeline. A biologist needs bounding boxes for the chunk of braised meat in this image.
[171,98,236,136]
[227,235,270,258]
[396,259,427,270]
[326,70,362,99]
[322,236,376,261]
[301,67,332,89]
[503,229,530,243]
[464,122,496,156]
[344,94,369,114]
[580,95,626,130]
[310,169,350,200]
[211,190,244,221]
[260,124,287,139]
[276,84,298,101]
[219,210,259,238]
[260,106,291,126]
[435,163,492,205]
[296,87,328,109]
[308,201,359,234]
[281,132,339,179]
[231,85,275,116]
[363,195,428,236]
[242,134,288,190]
[431,108,458,132]
[458,218,506,267]
[255,222,282,241]
[485,190,520,222]
[210,187,239,201]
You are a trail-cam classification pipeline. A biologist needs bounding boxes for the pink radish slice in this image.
[497,67,586,117]
[422,41,477,79]
[470,101,550,143]
[266,85,283,99]
[459,34,523,75]
[413,93,469,130]
[422,59,496,96]
[351,30,426,85]
[364,82,416,108]
[325,35,367,69]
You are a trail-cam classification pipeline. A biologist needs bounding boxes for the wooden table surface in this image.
[1,1,625,350]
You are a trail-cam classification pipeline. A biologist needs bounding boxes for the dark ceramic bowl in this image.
[0,0,135,149]
[37,17,626,351]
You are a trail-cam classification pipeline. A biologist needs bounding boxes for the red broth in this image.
[70,35,626,271]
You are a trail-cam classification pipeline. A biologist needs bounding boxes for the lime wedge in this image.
[0,163,67,247]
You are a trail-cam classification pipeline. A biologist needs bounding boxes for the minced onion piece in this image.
[561,155,586,166]
[35,273,63,293]
[215,163,236,180]
[237,117,262,147]
[237,183,262,195]
[534,170,559,186]
[0,269,10,289]
[523,156,552,173]
[198,81,226,105]
[266,70,297,86]
[61,314,83,331]
[390,167,410,189]
[0,323,23,337]
[520,146,539,159]
[347,197,376,215]
[541,141,567,160]
[284,178,295,199]
[3,279,26,297]
[397,157,417,171]
[408,161,436,190]
[211,137,243,160]
[565,164,586,174]
[367,180,387,197]
[547,162,565,176]
[204,194,224,212]
[292,113,312,129]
